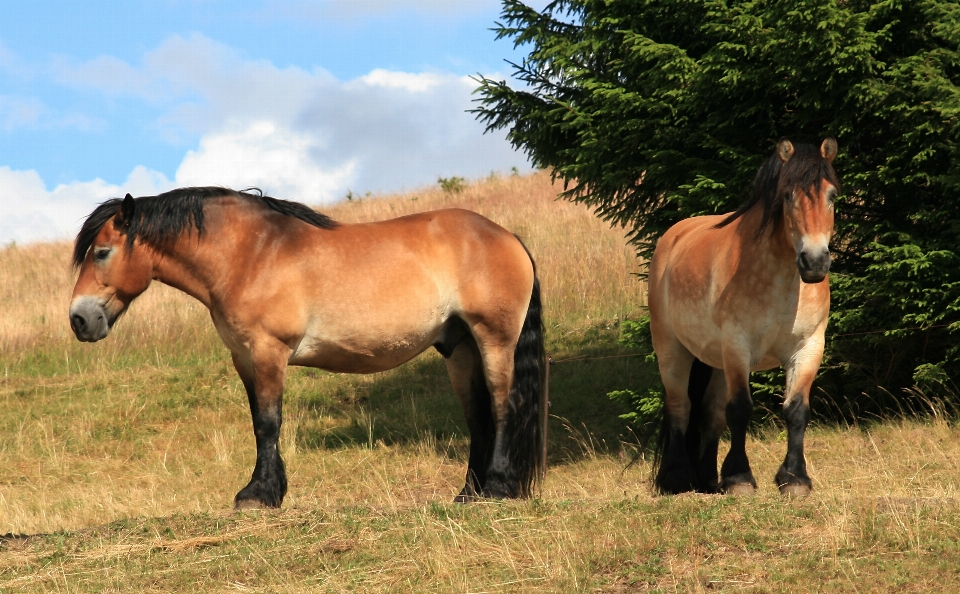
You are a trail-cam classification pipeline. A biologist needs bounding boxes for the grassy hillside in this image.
[1,173,959,592]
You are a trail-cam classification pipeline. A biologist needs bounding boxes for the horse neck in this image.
[148,234,221,308]
[734,203,797,276]
[148,201,242,308]
[148,201,270,309]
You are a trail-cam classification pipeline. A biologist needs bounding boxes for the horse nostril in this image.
[71,313,87,331]
[798,251,811,270]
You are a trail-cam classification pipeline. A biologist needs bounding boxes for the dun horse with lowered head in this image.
[649,138,839,496]
[70,188,544,508]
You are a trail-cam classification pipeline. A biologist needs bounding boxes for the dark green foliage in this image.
[607,317,663,431]
[476,0,960,413]
[438,176,467,194]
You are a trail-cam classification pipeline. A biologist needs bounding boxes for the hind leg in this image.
[694,367,727,493]
[653,336,698,494]
[475,343,522,499]
[444,336,494,502]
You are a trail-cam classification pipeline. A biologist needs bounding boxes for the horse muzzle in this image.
[69,297,111,342]
[797,245,831,284]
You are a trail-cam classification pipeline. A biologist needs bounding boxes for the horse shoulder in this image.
[652,215,733,296]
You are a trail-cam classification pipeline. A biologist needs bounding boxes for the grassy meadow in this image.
[1,172,959,592]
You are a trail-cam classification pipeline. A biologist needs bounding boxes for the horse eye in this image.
[94,248,111,262]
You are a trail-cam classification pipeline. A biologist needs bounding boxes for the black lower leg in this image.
[484,420,519,499]
[775,397,812,491]
[720,389,756,491]
[694,436,720,493]
[656,426,696,494]
[236,407,287,509]
[456,375,494,502]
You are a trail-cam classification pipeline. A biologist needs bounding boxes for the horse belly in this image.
[289,341,430,373]
[288,302,447,374]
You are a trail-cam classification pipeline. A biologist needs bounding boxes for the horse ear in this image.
[820,137,838,163]
[777,138,794,163]
[114,193,135,232]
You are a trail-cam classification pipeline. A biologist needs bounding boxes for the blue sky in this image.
[0,0,546,244]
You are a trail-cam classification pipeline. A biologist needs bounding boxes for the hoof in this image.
[481,477,516,500]
[234,498,273,511]
[234,481,284,510]
[721,473,757,495]
[481,487,512,500]
[779,483,812,497]
[723,483,756,496]
[775,467,812,497]
[696,483,721,495]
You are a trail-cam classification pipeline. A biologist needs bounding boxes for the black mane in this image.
[716,143,841,237]
[72,187,338,269]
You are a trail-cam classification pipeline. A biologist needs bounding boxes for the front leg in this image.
[719,351,757,494]
[720,385,757,494]
[232,347,289,509]
[774,339,823,496]
[775,397,812,495]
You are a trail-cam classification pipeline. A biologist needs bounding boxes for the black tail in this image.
[651,357,712,493]
[511,243,546,498]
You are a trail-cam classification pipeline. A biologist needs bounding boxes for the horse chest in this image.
[668,283,819,369]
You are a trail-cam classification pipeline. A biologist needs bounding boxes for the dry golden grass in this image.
[1,173,958,592]
[0,418,958,591]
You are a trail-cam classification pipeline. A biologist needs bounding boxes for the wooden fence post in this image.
[540,357,552,482]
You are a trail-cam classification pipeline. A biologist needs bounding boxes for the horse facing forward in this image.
[69,188,544,508]
[649,138,839,496]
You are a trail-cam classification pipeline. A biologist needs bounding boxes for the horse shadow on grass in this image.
[283,330,658,467]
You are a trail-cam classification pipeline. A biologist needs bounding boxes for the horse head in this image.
[776,137,838,283]
[70,194,154,342]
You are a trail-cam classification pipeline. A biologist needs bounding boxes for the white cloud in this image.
[0,166,172,245]
[2,33,531,244]
[174,121,355,204]
[0,167,111,244]
[0,41,34,80]
[359,69,452,93]
[124,166,174,197]
[300,68,524,194]
[55,33,529,191]
[53,54,153,98]
[0,95,106,132]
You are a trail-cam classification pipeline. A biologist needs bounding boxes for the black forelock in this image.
[73,198,123,269]
[716,143,841,237]
[72,187,338,270]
